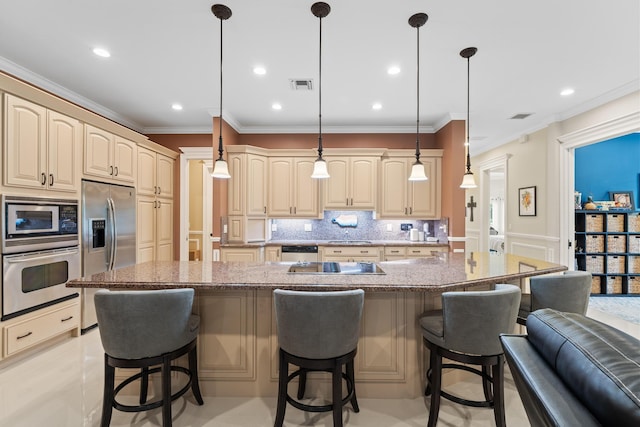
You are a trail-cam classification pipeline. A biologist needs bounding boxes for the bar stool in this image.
[94,289,203,427]
[273,289,365,427]
[517,270,592,325]
[419,284,521,427]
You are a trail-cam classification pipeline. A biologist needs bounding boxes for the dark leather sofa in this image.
[500,309,640,427]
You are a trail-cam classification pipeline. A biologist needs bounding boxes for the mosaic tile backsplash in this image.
[269,211,449,243]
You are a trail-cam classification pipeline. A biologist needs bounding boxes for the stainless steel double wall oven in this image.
[1,195,80,321]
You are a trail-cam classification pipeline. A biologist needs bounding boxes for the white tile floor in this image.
[0,305,637,427]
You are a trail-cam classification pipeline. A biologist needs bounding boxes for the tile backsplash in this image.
[269,211,448,243]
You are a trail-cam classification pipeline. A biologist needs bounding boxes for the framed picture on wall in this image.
[519,186,536,216]
[609,191,635,210]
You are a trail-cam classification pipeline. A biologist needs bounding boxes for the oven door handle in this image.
[5,248,80,263]
[107,198,116,271]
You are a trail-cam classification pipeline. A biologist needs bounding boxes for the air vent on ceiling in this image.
[290,79,313,90]
[509,113,533,120]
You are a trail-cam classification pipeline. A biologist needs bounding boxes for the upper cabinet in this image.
[268,156,320,218]
[228,150,268,217]
[137,145,174,199]
[379,151,442,219]
[4,94,81,193]
[323,157,378,210]
[84,124,136,184]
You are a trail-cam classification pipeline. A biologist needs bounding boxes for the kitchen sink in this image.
[327,240,372,244]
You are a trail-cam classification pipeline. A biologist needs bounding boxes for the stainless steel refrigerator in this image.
[81,180,136,332]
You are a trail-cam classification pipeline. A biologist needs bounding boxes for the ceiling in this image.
[0,0,638,154]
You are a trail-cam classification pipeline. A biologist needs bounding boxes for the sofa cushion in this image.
[527,309,640,427]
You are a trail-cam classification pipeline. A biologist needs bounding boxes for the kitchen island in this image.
[68,252,566,399]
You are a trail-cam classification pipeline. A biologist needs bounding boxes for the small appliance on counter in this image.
[409,228,420,241]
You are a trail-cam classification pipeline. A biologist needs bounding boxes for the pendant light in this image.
[459,47,478,189]
[408,13,429,182]
[210,4,232,179]
[310,2,331,179]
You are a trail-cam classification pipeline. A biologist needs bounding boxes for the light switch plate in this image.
[304,223,312,232]
[386,224,393,232]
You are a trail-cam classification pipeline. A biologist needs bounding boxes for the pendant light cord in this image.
[415,24,420,162]
[465,55,471,173]
[317,14,323,159]
[217,17,224,160]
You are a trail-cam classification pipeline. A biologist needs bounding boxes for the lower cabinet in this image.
[321,246,382,262]
[220,247,264,262]
[265,246,281,261]
[383,245,448,261]
[1,299,80,359]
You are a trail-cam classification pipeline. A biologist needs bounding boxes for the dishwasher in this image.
[280,245,319,263]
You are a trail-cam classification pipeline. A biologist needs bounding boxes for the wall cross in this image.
[467,196,477,222]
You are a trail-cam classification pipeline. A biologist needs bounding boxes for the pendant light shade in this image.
[459,47,477,189]
[408,13,429,182]
[211,4,232,179]
[310,2,331,179]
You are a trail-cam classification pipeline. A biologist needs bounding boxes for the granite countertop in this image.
[68,252,567,293]
[222,240,449,248]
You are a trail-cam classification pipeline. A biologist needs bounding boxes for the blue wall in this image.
[575,133,640,210]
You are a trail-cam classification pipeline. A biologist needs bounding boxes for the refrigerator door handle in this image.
[107,197,117,270]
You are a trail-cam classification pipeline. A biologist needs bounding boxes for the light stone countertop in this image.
[68,252,567,293]
[222,240,449,248]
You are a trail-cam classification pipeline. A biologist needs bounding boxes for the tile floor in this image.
[0,304,637,427]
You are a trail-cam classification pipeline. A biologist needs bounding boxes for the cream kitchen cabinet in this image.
[323,157,378,210]
[4,94,81,193]
[321,246,382,262]
[136,196,173,263]
[137,145,174,199]
[265,246,281,261]
[84,124,136,184]
[267,157,320,218]
[227,151,267,217]
[383,245,447,261]
[220,247,264,262]
[379,154,442,219]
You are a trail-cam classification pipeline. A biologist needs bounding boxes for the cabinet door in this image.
[324,158,349,209]
[136,146,157,196]
[5,95,47,189]
[265,246,281,261]
[136,196,156,263]
[350,158,377,209]
[246,154,267,216]
[47,110,80,192]
[268,158,293,216]
[84,125,113,179]
[379,159,408,217]
[112,136,136,183]
[221,248,261,262]
[156,198,173,261]
[156,153,174,199]
[409,157,440,218]
[227,153,245,216]
[292,158,319,217]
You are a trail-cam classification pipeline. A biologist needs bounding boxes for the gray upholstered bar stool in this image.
[419,284,521,427]
[273,289,365,427]
[517,270,592,325]
[94,289,203,427]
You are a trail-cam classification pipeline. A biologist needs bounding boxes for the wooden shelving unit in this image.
[575,210,640,295]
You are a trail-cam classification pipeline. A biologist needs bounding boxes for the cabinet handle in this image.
[153,201,157,208]
[350,198,353,206]
[157,187,161,195]
[346,198,349,206]
[335,250,342,254]
[411,250,420,254]
[49,174,54,186]
[110,166,114,175]
[294,207,296,214]
[41,173,47,186]
[61,316,73,322]
[360,250,368,254]
[17,331,33,340]
[404,207,408,215]
[390,250,400,253]
[289,207,292,214]
[157,200,161,208]
[264,206,266,214]
[114,166,118,176]
[409,207,413,214]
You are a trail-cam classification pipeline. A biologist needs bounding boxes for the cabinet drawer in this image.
[323,246,381,257]
[585,214,604,232]
[607,235,626,253]
[405,247,437,257]
[4,304,78,357]
[384,247,406,256]
[606,214,625,232]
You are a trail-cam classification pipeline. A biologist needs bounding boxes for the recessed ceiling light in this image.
[387,66,401,75]
[272,103,282,110]
[560,88,575,96]
[93,47,111,58]
[253,66,266,75]
[372,103,382,110]
[171,103,183,111]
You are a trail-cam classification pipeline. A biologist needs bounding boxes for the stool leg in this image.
[346,359,359,412]
[297,368,307,400]
[482,364,494,404]
[332,362,343,427]
[162,355,172,427]
[101,355,115,427]
[274,350,287,427]
[188,344,204,405]
[427,350,442,427]
[139,367,149,404]
[492,356,506,427]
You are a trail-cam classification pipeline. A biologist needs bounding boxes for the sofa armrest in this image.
[500,335,601,427]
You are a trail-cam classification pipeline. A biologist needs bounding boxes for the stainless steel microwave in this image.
[2,195,79,254]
